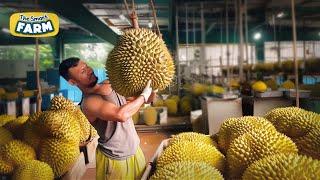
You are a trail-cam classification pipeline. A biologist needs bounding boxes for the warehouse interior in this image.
[0,0,320,179]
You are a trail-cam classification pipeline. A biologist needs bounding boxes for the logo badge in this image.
[10,12,59,37]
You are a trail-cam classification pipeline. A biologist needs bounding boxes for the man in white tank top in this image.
[59,57,156,179]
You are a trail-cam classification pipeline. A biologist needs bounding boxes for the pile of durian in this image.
[150,107,320,179]
[0,96,98,179]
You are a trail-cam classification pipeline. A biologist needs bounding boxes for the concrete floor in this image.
[81,131,172,180]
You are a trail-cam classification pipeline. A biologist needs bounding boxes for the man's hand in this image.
[146,89,158,104]
[140,80,153,102]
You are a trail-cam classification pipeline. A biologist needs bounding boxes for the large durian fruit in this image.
[150,161,224,180]
[39,110,81,142]
[265,107,320,138]
[49,96,97,143]
[39,138,80,178]
[1,140,36,166]
[226,129,298,179]
[22,112,44,151]
[169,132,217,147]
[106,28,175,97]
[217,116,276,154]
[12,160,54,180]
[156,141,225,172]
[242,154,320,180]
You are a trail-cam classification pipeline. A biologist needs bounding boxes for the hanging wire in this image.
[123,0,131,18]
[291,0,299,107]
[225,0,231,91]
[132,0,135,12]
[232,0,238,80]
[34,0,42,112]
[219,10,223,84]
[149,0,161,36]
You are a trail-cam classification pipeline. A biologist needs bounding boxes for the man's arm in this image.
[83,80,153,123]
[83,95,145,123]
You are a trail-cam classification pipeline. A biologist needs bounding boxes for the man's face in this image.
[68,60,98,88]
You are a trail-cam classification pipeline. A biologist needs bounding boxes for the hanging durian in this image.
[106,28,175,97]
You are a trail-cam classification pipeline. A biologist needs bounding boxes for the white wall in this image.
[264,41,320,62]
[178,44,256,76]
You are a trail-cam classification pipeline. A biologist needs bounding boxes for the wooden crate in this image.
[141,139,170,180]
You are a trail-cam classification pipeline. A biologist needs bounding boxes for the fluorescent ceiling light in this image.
[277,12,285,18]
[254,32,261,40]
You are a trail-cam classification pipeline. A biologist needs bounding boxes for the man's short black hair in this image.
[59,57,80,80]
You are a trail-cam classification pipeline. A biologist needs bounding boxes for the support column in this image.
[238,0,244,82]
[200,2,206,76]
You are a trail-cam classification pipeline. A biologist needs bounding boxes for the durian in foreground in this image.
[49,95,76,111]
[218,116,276,153]
[226,129,298,179]
[49,96,98,143]
[157,141,225,172]
[265,107,320,138]
[12,160,54,180]
[39,110,81,142]
[294,126,320,159]
[1,140,36,166]
[170,132,217,147]
[242,154,320,180]
[106,28,175,97]
[39,138,80,178]
[150,161,223,180]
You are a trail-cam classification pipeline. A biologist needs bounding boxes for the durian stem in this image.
[124,0,139,29]
[130,11,139,29]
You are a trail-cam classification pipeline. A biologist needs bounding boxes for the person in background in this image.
[59,57,156,180]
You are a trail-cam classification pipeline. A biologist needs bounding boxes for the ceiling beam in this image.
[37,0,118,45]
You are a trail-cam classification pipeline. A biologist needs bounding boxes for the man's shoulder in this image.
[82,94,102,105]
